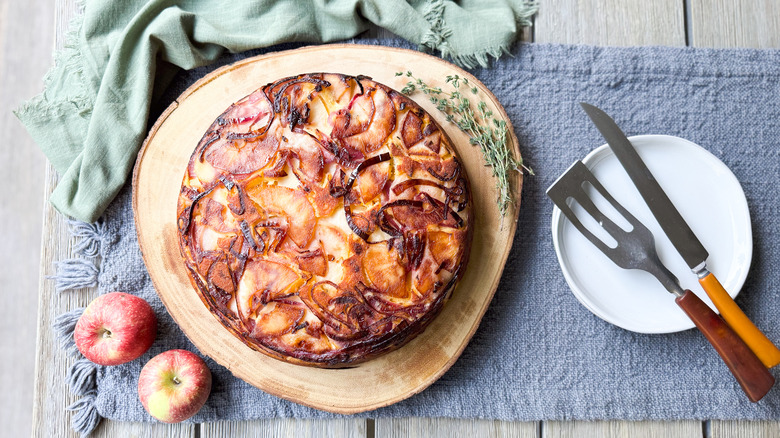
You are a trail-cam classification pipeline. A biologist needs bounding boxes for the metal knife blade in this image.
[579,102,708,271]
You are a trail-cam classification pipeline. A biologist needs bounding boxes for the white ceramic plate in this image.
[551,135,753,333]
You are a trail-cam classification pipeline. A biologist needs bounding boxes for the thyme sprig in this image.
[396,71,531,216]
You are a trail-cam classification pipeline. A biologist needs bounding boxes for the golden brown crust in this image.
[177,73,472,367]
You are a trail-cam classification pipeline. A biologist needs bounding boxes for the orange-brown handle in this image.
[699,273,780,368]
[675,290,774,402]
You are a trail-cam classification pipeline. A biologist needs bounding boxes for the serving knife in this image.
[580,102,780,368]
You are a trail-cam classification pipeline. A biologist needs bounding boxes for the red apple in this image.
[74,292,157,366]
[138,349,212,423]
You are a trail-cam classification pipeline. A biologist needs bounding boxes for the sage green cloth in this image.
[15,0,536,222]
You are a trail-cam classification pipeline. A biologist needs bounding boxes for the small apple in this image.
[138,349,212,423]
[75,292,157,366]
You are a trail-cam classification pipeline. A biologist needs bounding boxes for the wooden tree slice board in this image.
[133,44,522,414]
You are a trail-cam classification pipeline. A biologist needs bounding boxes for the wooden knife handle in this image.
[699,272,780,368]
[675,289,775,402]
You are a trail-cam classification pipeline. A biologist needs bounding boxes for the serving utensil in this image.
[547,160,774,402]
[580,102,780,369]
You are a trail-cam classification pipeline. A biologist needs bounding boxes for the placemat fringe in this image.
[50,258,99,292]
[53,307,85,357]
[68,359,98,397]
[48,219,105,293]
[52,217,106,436]
[68,219,105,258]
[66,389,101,438]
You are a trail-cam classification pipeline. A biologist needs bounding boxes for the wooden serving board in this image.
[133,44,522,414]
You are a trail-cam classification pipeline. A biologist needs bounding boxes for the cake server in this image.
[547,160,774,402]
[580,102,780,369]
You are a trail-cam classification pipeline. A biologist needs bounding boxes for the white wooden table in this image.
[29,1,780,436]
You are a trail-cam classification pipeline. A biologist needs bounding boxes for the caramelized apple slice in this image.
[356,160,391,203]
[253,302,305,337]
[295,248,328,277]
[322,74,362,107]
[362,244,407,299]
[300,281,372,340]
[401,111,424,148]
[191,221,229,253]
[377,199,445,232]
[412,257,439,296]
[271,75,331,130]
[407,130,441,156]
[245,184,316,247]
[278,238,328,277]
[330,91,372,138]
[419,155,459,182]
[206,254,236,294]
[204,129,280,175]
[340,87,396,154]
[427,229,463,271]
[284,131,325,183]
[192,196,233,232]
[314,224,350,262]
[217,89,274,134]
[305,181,342,218]
[237,260,305,320]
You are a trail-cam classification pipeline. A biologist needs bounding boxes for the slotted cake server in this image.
[547,160,774,402]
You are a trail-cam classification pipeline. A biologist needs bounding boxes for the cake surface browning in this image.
[177,73,472,367]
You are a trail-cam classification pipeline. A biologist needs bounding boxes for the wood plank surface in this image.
[202,419,367,438]
[376,418,539,438]
[533,0,686,46]
[690,0,780,47]
[94,420,196,438]
[711,420,780,438]
[0,0,52,437]
[543,421,702,438]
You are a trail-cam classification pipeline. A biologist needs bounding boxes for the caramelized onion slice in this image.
[343,153,392,241]
[300,281,373,340]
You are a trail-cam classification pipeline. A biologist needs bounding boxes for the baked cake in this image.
[176,73,472,367]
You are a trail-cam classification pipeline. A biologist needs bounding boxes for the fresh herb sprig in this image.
[396,71,531,216]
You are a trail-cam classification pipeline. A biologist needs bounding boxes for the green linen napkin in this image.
[15,0,536,222]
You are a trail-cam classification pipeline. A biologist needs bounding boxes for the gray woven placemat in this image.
[54,41,780,432]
